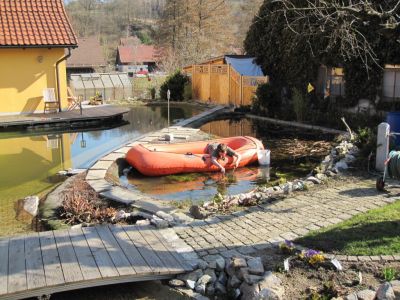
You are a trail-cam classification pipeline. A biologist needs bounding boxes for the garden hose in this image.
[387,150,400,179]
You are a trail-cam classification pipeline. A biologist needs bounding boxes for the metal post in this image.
[167,89,171,132]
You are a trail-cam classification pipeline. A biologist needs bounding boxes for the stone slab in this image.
[100,152,124,161]
[114,146,132,154]
[90,160,114,170]
[87,179,113,193]
[100,186,137,205]
[86,169,107,180]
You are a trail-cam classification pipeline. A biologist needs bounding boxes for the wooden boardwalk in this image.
[0,106,129,129]
[0,225,192,300]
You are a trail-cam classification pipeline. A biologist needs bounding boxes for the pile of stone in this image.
[169,255,284,300]
[115,209,193,228]
[196,138,360,215]
[343,280,399,300]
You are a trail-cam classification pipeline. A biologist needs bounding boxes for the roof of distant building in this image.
[118,45,159,64]
[120,36,141,46]
[67,37,106,68]
[0,0,77,47]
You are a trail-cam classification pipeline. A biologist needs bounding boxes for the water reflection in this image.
[0,104,201,236]
[126,117,334,202]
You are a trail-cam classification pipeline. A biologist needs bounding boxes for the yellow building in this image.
[0,0,77,115]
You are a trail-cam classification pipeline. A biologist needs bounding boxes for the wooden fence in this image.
[186,64,269,106]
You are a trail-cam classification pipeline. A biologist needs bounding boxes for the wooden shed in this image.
[183,55,269,107]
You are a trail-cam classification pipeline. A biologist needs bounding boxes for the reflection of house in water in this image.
[200,119,255,138]
[0,134,71,192]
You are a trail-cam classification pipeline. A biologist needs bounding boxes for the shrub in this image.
[382,267,397,281]
[183,82,192,100]
[160,70,189,101]
[292,87,309,122]
[148,87,156,100]
[252,83,281,117]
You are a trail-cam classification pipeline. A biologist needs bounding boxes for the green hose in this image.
[388,150,400,179]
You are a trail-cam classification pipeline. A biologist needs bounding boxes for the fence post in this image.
[208,64,212,103]
[192,65,195,100]
[240,75,243,107]
[228,64,231,105]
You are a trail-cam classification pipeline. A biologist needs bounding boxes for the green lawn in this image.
[296,200,400,255]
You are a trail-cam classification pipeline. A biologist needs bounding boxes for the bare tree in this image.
[269,0,400,68]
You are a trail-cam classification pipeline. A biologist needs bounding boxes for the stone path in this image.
[174,180,398,259]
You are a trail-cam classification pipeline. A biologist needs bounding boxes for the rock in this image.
[171,212,194,224]
[130,211,153,220]
[228,275,242,289]
[257,272,284,299]
[344,154,356,163]
[169,279,186,287]
[240,282,260,300]
[156,211,174,223]
[306,176,321,184]
[115,210,130,221]
[204,269,217,283]
[187,279,196,289]
[178,269,204,283]
[325,170,337,177]
[391,280,400,298]
[376,282,395,300]
[345,293,358,300]
[257,288,284,300]
[244,274,263,285]
[195,283,207,295]
[247,257,264,275]
[315,173,327,181]
[192,292,210,300]
[237,267,249,280]
[232,257,247,268]
[356,289,376,300]
[23,196,39,216]
[197,274,212,286]
[282,183,292,194]
[150,216,169,228]
[190,205,207,219]
[218,271,227,285]
[197,260,208,270]
[215,282,227,295]
[206,284,215,296]
[215,257,226,271]
[136,219,151,226]
[71,224,82,230]
[335,160,349,170]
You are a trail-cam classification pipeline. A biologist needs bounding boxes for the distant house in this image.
[67,37,106,76]
[0,0,77,115]
[116,40,159,75]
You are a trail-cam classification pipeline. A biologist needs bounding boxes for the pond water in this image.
[0,104,201,237]
[123,116,335,203]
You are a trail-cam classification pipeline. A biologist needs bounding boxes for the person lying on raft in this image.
[206,143,242,174]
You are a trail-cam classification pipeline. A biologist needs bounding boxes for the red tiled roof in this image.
[67,37,106,67]
[118,45,158,64]
[0,0,77,47]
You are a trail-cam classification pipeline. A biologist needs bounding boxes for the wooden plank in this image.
[137,227,183,273]
[152,230,193,272]
[68,228,102,281]
[0,238,9,295]
[95,226,134,276]
[108,225,153,275]
[39,231,65,286]
[82,226,119,278]
[121,225,168,275]
[25,233,46,290]
[53,230,84,283]
[8,236,27,293]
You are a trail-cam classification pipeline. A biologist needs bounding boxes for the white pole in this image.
[167,89,171,133]
[376,122,390,172]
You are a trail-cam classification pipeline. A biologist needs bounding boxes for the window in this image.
[383,65,400,100]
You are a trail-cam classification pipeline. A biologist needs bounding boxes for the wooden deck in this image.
[0,225,192,300]
[0,106,129,129]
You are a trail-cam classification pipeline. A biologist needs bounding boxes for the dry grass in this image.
[60,176,116,225]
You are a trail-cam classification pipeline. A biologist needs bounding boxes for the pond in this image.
[0,104,201,237]
[123,115,335,204]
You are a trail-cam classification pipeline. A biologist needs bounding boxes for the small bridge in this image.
[0,225,192,300]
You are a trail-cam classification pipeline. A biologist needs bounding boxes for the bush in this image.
[252,83,281,117]
[183,82,192,100]
[292,87,309,122]
[160,71,189,101]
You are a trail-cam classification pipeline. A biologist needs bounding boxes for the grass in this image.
[296,200,400,255]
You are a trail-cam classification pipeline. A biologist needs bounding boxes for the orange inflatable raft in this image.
[125,136,264,176]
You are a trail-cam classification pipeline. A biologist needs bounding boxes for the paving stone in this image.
[86,169,107,180]
[87,179,113,193]
[101,152,124,161]
[90,160,114,170]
